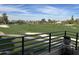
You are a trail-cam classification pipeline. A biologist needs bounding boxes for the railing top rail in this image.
[0,34,24,37]
[0,37,16,41]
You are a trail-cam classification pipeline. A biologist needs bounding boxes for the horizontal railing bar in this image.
[0,37,16,41]
[67,31,77,33]
[50,31,64,33]
[0,41,22,46]
[0,34,24,37]
[51,39,63,43]
[0,45,22,51]
[51,44,62,48]
[24,42,49,49]
[71,43,75,46]
[24,33,49,36]
[52,34,64,36]
[33,46,48,53]
[33,43,49,50]
[24,43,49,50]
[51,36,63,40]
[34,49,48,55]
[71,44,75,47]
[24,36,49,42]
[66,33,76,36]
[24,44,48,52]
[51,38,63,42]
[32,44,49,50]
[71,39,76,42]
[65,35,76,38]
[51,41,62,46]
[24,39,49,46]
[71,40,76,43]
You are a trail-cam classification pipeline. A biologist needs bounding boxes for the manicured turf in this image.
[0,24,79,34]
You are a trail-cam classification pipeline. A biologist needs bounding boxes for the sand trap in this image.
[0,25,9,28]
[64,24,75,26]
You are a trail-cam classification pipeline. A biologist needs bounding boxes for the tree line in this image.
[0,13,79,24]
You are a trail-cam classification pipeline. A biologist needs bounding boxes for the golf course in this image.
[0,24,79,34]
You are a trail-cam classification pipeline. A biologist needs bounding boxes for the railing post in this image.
[75,33,78,50]
[64,31,67,37]
[22,37,24,55]
[0,36,2,38]
[49,33,51,53]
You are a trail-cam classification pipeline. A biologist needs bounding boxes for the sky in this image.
[0,4,79,21]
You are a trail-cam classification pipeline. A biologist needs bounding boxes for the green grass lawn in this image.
[0,24,79,34]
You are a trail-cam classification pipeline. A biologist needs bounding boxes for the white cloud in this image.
[0,5,72,21]
[37,6,69,16]
[0,5,30,14]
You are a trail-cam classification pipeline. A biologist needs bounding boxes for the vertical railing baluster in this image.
[64,31,67,37]
[49,33,51,53]
[75,33,78,50]
[22,37,24,55]
[0,36,2,38]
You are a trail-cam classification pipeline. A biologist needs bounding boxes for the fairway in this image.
[0,24,79,34]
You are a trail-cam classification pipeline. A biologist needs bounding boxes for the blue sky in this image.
[0,4,79,21]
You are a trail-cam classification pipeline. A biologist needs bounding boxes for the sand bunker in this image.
[64,24,75,26]
[0,25,9,28]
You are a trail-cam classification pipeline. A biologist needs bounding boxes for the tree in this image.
[69,15,74,24]
[71,15,74,21]
[41,18,46,22]
[75,18,79,24]
[2,13,9,24]
[65,15,75,24]
[48,19,52,23]
[40,18,46,24]
[15,20,26,24]
[0,17,5,24]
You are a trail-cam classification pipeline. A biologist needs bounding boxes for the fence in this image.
[0,31,79,55]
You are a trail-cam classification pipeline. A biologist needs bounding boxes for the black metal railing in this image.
[0,31,78,55]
